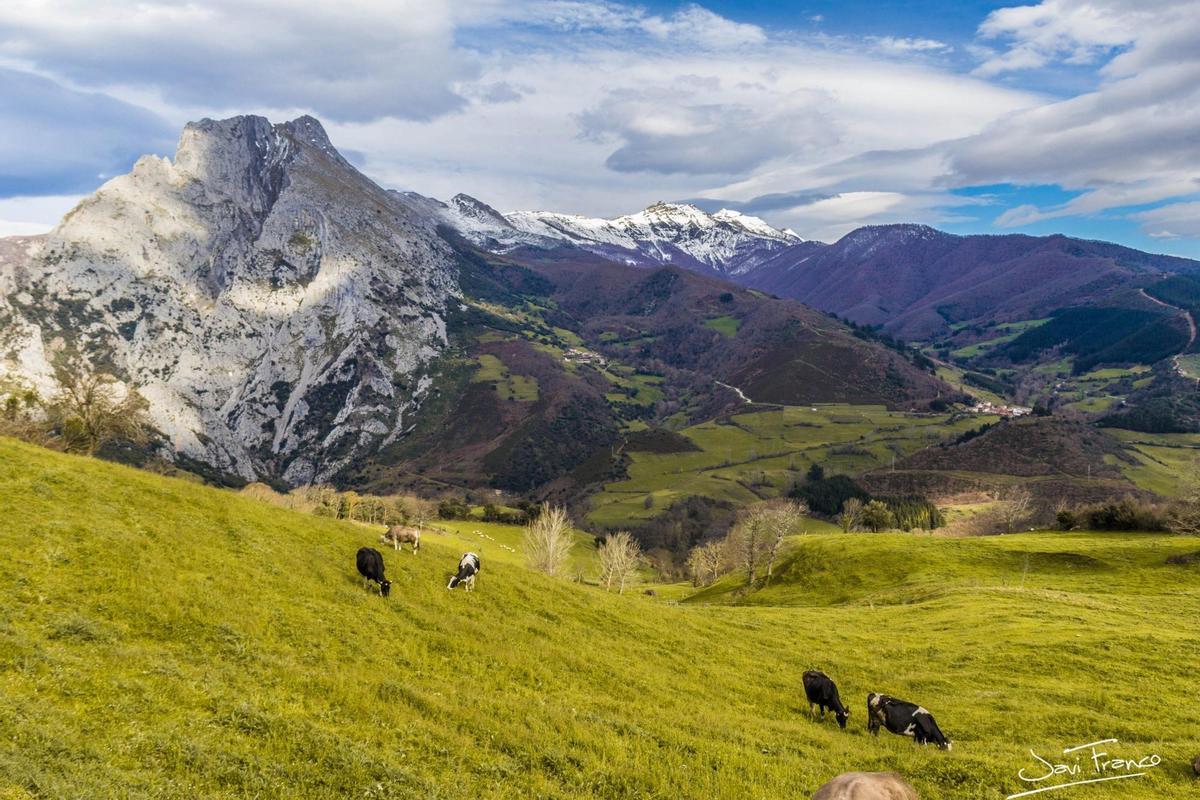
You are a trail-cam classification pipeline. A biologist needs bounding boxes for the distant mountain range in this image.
[0,115,945,491]
[410,193,803,277]
[3,112,1196,492]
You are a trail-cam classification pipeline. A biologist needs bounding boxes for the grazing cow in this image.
[1192,754,1199,777]
[867,693,951,750]
[811,772,918,800]
[447,552,480,591]
[803,670,850,729]
[356,547,391,597]
[381,525,421,553]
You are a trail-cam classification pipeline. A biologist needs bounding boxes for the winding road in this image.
[1138,287,1197,376]
[715,380,751,404]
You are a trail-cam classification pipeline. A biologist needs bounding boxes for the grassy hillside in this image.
[2,438,1199,798]
[588,404,993,528]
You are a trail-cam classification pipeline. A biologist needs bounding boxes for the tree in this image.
[726,509,771,586]
[860,500,894,532]
[686,540,725,587]
[597,531,642,593]
[48,372,149,455]
[523,503,574,577]
[759,500,807,586]
[838,497,864,532]
[726,501,806,587]
[995,486,1034,533]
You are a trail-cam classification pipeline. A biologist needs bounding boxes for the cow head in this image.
[380,579,391,597]
[836,708,850,729]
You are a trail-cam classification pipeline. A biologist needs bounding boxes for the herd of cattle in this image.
[355,525,480,599]
[357,525,951,756]
[803,670,952,750]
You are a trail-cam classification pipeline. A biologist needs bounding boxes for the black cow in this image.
[356,547,391,597]
[867,693,951,749]
[448,552,480,591]
[803,670,850,729]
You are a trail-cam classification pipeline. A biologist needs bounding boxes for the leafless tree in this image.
[686,540,725,587]
[523,503,574,576]
[597,531,643,593]
[759,500,807,586]
[838,497,864,533]
[995,485,1034,533]
[726,501,806,586]
[48,371,149,455]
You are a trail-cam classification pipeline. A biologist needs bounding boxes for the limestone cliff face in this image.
[0,115,458,485]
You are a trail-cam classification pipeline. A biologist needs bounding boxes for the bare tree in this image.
[686,540,725,587]
[727,501,804,587]
[838,497,864,533]
[759,500,807,586]
[995,485,1034,533]
[597,531,643,593]
[48,371,149,455]
[523,503,574,577]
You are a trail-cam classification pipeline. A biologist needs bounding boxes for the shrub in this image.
[1080,498,1168,532]
[438,497,472,520]
[860,500,894,532]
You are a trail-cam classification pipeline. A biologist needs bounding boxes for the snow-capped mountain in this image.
[0,115,458,485]
[428,196,803,276]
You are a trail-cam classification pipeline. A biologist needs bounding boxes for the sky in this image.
[0,0,1198,257]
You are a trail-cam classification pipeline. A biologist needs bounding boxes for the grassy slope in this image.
[588,405,993,527]
[2,439,1199,798]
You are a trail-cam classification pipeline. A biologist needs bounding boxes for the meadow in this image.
[587,404,994,528]
[1,438,1198,799]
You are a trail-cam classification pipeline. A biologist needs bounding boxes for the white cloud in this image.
[973,0,1142,76]
[0,0,478,123]
[868,37,953,55]
[2,0,1193,248]
[330,41,1034,234]
[639,5,766,48]
[1132,201,1200,239]
[0,194,84,236]
[0,67,175,194]
[952,0,1200,228]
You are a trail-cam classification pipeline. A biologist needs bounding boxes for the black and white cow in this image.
[803,670,850,729]
[356,547,391,597]
[867,693,951,749]
[447,552,480,591]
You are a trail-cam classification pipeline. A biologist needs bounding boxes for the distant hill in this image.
[738,225,1200,340]
[355,239,951,498]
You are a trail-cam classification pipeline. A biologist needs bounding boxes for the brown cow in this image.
[812,772,918,800]
[381,525,421,553]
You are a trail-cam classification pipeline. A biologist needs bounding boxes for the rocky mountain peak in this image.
[0,114,459,486]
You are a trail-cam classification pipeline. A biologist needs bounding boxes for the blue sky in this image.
[0,0,1197,257]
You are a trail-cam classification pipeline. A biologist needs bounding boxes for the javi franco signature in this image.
[1006,739,1162,799]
